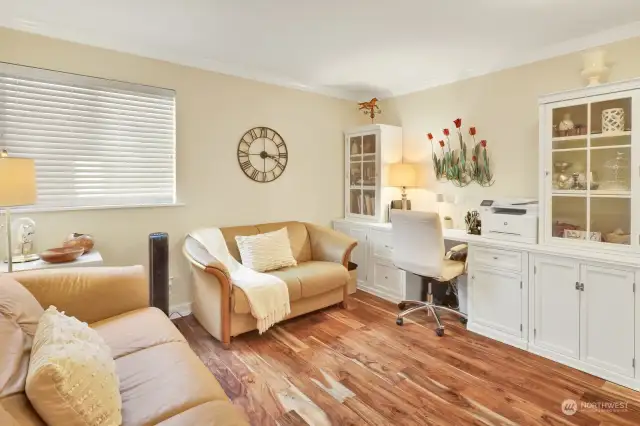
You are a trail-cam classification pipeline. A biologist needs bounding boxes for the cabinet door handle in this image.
[492,256,498,260]
[575,281,580,290]
[384,245,392,249]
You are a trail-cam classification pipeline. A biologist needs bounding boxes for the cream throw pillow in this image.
[235,227,297,272]
[26,306,122,426]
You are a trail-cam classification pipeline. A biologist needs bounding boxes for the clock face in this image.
[237,127,288,183]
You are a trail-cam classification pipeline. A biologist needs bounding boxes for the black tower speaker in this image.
[149,232,169,316]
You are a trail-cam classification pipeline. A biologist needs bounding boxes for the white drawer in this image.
[472,246,522,272]
[373,262,403,297]
[370,229,394,260]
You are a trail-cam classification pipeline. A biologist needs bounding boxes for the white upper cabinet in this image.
[345,125,402,222]
[539,80,640,252]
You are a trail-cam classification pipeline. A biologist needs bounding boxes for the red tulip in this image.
[469,127,477,136]
[443,128,450,136]
[480,140,487,148]
[439,140,445,148]
[454,118,462,129]
[472,155,477,162]
[427,133,433,140]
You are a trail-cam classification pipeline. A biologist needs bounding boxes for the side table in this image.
[0,251,104,273]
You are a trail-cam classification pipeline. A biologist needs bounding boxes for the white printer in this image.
[479,199,538,244]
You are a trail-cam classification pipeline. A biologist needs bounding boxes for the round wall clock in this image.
[237,127,288,183]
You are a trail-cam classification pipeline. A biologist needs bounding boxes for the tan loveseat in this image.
[183,221,357,347]
[0,266,248,426]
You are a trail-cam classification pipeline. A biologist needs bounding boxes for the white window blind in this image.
[0,62,176,210]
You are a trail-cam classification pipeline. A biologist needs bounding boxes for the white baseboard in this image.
[169,302,192,318]
[528,344,640,391]
[467,322,528,351]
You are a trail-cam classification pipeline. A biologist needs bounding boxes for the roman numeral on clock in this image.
[251,169,259,180]
[249,129,259,140]
[241,161,251,171]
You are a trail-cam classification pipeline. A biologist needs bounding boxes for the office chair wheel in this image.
[398,302,406,310]
[459,317,468,325]
[396,317,404,326]
[435,328,445,337]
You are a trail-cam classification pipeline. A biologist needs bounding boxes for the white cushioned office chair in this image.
[391,210,468,336]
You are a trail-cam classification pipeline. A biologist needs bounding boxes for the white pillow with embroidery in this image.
[25,306,121,426]
[235,227,297,272]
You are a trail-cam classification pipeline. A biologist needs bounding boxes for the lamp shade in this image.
[0,157,36,206]
[387,163,418,188]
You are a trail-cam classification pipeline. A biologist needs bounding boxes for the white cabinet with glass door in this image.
[539,81,640,251]
[345,124,402,223]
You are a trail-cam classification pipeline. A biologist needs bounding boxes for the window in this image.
[0,63,176,210]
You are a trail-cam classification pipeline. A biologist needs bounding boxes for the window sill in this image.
[13,202,186,214]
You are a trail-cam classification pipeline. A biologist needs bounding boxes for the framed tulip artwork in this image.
[426,118,494,187]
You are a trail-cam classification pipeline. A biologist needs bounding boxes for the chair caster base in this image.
[396,317,404,326]
[459,317,468,325]
[435,328,444,337]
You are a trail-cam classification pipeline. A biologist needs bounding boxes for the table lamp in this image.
[0,150,37,272]
[388,163,418,210]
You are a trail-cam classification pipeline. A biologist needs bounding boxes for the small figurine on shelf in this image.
[558,113,575,133]
[465,210,481,235]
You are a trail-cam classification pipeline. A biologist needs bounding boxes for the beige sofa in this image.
[0,266,248,426]
[183,221,357,347]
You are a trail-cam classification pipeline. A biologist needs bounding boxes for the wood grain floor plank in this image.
[173,290,639,426]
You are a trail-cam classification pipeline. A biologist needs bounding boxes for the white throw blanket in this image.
[189,228,291,333]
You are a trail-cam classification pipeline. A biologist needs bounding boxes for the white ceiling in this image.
[2,0,640,100]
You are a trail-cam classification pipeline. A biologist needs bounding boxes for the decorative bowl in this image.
[40,247,84,264]
[63,233,95,254]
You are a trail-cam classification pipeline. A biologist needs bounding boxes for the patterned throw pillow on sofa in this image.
[235,227,297,272]
[26,306,122,426]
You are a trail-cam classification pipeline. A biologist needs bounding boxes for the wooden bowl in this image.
[40,247,84,264]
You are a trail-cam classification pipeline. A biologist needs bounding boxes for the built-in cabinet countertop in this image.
[334,218,640,268]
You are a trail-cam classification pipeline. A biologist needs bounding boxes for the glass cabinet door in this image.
[549,95,632,246]
[348,133,377,218]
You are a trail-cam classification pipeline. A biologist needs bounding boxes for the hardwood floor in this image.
[173,291,640,425]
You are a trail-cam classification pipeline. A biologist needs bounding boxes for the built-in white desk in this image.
[334,218,640,391]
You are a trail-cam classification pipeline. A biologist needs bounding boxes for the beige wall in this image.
[0,27,364,307]
[381,36,640,227]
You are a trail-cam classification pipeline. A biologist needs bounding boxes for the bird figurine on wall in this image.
[358,97,382,123]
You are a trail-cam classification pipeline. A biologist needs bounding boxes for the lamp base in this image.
[401,187,409,210]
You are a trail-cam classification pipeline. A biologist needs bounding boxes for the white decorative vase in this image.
[581,49,608,87]
[602,108,625,134]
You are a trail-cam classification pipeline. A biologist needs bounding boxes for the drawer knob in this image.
[504,221,508,226]
[385,245,392,249]
[493,256,498,260]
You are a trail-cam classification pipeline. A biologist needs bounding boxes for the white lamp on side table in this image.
[0,150,36,273]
